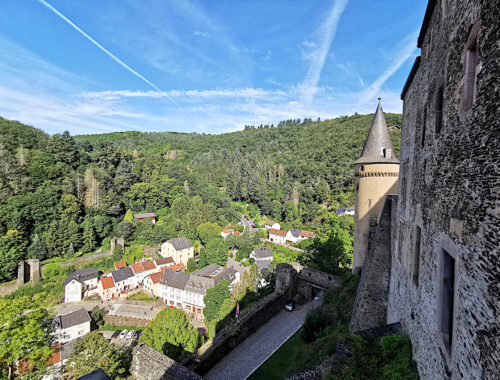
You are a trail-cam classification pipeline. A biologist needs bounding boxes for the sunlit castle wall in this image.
[387,0,500,378]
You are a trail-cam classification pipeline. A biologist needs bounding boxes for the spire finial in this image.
[378,92,381,102]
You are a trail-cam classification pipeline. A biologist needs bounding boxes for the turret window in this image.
[382,148,387,158]
[421,105,427,148]
[440,249,456,353]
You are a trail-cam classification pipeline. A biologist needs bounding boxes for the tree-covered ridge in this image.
[0,112,401,282]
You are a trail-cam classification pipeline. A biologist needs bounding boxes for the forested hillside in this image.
[0,113,401,282]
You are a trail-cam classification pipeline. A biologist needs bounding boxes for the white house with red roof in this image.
[268,229,287,244]
[221,229,234,239]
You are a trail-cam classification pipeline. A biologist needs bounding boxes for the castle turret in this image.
[353,100,399,274]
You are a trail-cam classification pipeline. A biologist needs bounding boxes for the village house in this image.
[164,263,185,272]
[160,264,239,316]
[141,260,157,277]
[113,259,127,270]
[300,230,317,239]
[111,267,136,293]
[52,308,91,345]
[264,220,281,230]
[268,228,287,244]
[335,206,355,216]
[64,268,99,303]
[98,276,117,300]
[220,229,234,239]
[286,228,302,244]
[250,247,274,273]
[133,212,157,224]
[160,237,194,266]
[154,256,174,270]
[130,262,146,284]
[144,271,165,298]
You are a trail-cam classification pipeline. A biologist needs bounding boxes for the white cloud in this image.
[360,31,419,103]
[299,0,349,105]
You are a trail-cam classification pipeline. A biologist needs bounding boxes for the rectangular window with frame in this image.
[440,249,456,353]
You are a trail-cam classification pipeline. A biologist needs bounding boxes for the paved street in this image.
[204,295,322,380]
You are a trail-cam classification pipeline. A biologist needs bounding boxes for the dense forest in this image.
[0,113,401,282]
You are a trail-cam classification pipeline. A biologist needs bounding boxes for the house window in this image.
[356,183,359,192]
[369,216,378,228]
[368,199,372,207]
[413,226,421,286]
[421,105,427,148]
[435,86,444,135]
[463,32,478,111]
[440,249,456,353]
[382,148,387,158]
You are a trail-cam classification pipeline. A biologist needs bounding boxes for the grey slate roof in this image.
[162,270,190,289]
[192,263,220,278]
[64,268,98,286]
[166,237,193,251]
[256,259,272,273]
[54,308,91,329]
[252,247,274,259]
[214,268,237,285]
[355,101,400,165]
[133,213,156,219]
[185,275,215,295]
[288,229,302,238]
[111,267,134,283]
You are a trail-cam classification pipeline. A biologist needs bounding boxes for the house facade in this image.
[250,247,274,273]
[52,308,91,345]
[160,237,194,266]
[98,276,117,300]
[220,229,234,239]
[64,268,99,303]
[144,271,165,298]
[268,228,287,244]
[111,267,136,292]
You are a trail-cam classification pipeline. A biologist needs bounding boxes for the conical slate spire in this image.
[355,100,399,164]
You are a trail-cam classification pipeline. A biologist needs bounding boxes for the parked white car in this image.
[126,330,134,339]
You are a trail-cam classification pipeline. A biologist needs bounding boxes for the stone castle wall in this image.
[387,1,500,379]
[350,196,396,332]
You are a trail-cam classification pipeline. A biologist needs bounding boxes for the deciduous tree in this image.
[140,308,199,361]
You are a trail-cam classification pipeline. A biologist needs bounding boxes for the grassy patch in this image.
[127,291,158,302]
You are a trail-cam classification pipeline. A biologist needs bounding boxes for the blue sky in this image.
[0,0,427,135]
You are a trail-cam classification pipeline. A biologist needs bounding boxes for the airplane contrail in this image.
[38,0,177,104]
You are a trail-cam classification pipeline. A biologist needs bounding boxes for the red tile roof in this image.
[142,261,157,271]
[165,263,185,272]
[114,260,126,269]
[269,228,286,237]
[300,230,316,238]
[131,262,145,273]
[101,276,115,290]
[149,271,166,284]
[222,229,234,234]
[48,345,61,365]
[155,257,174,266]
[234,231,241,235]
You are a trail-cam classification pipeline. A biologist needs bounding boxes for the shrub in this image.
[302,308,331,343]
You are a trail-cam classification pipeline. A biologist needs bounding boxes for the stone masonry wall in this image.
[387,1,500,379]
[131,343,201,380]
[350,196,396,332]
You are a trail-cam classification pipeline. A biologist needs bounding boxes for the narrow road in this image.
[240,216,253,233]
[204,295,322,380]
